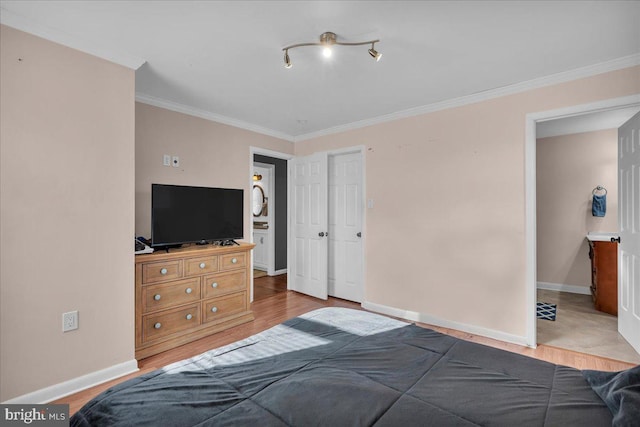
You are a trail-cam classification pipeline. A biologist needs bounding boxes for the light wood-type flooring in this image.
[55,286,636,416]
[537,288,640,364]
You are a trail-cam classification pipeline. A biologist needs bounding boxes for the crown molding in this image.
[0,7,146,70]
[135,93,295,142]
[293,53,640,142]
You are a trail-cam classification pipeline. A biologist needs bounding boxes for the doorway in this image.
[525,95,640,358]
[534,116,640,362]
[249,148,293,302]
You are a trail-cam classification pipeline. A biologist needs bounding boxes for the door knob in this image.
[318,232,325,237]
[357,232,362,238]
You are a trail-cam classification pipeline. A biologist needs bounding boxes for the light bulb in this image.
[323,47,332,58]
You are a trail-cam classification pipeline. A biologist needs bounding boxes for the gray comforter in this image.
[71,308,614,426]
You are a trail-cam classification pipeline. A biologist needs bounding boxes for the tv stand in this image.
[134,243,255,359]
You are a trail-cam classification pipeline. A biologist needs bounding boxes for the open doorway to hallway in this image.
[250,159,287,302]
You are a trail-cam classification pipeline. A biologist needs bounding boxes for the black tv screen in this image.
[151,184,243,247]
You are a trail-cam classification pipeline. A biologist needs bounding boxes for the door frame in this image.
[524,94,640,347]
[249,147,294,302]
[253,161,276,275]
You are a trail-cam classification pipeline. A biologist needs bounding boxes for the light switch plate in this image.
[163,154,171,166]
[172,156,180,167]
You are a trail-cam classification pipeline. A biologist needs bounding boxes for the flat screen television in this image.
[151,184,243,247]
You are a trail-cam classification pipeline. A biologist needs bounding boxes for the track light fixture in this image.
[282,32,381,69]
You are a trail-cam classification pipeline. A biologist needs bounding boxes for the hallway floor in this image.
[254,274,287,301]
[537,289,640,364]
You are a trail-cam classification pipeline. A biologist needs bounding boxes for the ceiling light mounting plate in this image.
[320,32,337,45]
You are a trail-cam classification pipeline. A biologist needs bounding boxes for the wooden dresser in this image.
[588,240,618,316]
[135,243,255,359]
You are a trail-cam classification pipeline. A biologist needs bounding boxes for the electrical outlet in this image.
[62,311,78,332]
[163,154,171,166]
[172,156,180,167]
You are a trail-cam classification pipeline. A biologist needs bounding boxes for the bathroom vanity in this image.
[587,232,618,316]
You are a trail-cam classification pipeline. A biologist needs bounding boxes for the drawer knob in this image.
[186,314,193,320]
[154,322,161,329]
[160,268,168,275]
[211,306,218,313]
[199,262,206,269]
[154,294,161,301]
[211,282,218,288]
[185,287,192,294]
[231,258,238,264]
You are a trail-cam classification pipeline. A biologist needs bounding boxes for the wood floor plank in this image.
[52,290,636,416]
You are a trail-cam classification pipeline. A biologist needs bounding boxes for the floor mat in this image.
[536,302,557,321]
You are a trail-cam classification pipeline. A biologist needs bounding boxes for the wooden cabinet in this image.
[135,243,255,359]
[588,240,618,315]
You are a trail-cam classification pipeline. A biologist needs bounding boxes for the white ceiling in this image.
[1,1,639,142]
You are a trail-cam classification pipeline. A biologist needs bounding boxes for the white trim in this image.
[0,8,145,70]
[251,147,294,161]
[524,94,640,349]
[2,359,138,404]
[271,268,288,276]
[362,301,528,347]
[253,162,276,275]
[294,54,640,142]
[525,113,538,348]
[537,281,592,295]
[136,93,294,142]
[131,56,639,145]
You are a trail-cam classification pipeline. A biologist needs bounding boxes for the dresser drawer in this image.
[203,271,246,299]
[142,277,201,314]
[185,255,218,277]
[143,304,200,343]
[142,260,182,284]
[202,292,246,323]
[219,252,246,271]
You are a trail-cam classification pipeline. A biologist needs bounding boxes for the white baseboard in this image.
[271,268,287,276]
[537,281,591,295]
[2,359,139,405]
[361,301,529,347]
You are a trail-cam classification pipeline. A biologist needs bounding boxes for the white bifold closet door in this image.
[328,152,363,302]
[289,150,363,303]
[618,110,640,355]
[290,152,329,300]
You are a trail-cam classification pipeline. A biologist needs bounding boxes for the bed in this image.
[71,308,639,426]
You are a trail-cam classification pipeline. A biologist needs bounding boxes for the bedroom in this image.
[1,0,639,422]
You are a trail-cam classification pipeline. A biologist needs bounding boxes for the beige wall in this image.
[135,103,294,241]
[0,26,135,401]
[537,130,618,288]
[296,66,639,338]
